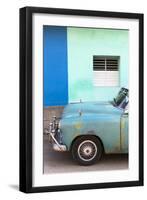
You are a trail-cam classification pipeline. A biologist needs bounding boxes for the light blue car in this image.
[48,88,128,165]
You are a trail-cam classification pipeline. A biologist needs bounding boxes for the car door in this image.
[120,108,128,153]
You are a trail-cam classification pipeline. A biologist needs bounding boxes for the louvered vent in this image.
[93,56,119,86]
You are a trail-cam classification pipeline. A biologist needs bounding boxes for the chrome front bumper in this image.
[50,131,67,151]
[45,127,67,152]
[53,143,67,151]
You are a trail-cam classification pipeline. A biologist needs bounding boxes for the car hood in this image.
[62,101,122,118]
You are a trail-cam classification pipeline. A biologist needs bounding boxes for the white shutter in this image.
[93,71,119,86]
[93,56,119,87]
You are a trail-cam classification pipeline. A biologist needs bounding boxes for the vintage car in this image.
[48,87,128,165]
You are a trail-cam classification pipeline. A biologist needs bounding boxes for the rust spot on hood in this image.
[74,122,82,129]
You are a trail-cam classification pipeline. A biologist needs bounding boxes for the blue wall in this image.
[43,26,68,106]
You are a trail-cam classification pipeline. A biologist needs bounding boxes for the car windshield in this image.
[113,88,128,109]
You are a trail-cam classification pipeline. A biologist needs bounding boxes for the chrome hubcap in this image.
[78,140,97,161]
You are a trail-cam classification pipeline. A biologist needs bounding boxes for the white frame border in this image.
[32,13,139,187]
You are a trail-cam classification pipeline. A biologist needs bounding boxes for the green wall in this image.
[67,27,129,102]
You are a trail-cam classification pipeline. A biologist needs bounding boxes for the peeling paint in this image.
[74,122,82,129]
[121,119,125,129]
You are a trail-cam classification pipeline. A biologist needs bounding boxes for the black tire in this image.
[71,135,103,166]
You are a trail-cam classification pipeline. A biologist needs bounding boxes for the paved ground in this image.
[43,135,128,174]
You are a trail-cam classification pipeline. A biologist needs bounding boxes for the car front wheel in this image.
[71,136,103,165]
